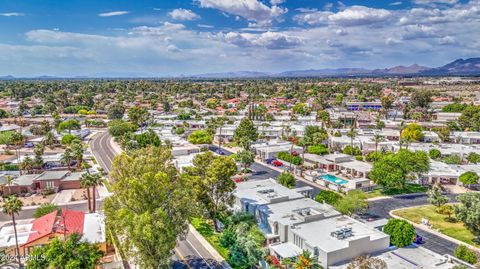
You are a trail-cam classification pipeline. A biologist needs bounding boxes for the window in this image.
[46,181,54,189]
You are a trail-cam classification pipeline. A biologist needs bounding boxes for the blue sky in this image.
[0,0,478,77]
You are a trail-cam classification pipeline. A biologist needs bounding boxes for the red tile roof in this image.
[58,209,85,235]
[24,211,57,245]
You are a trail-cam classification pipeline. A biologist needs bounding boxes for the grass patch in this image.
[365,184,427,199]
[393,205,480,247]
[190,217,229,259]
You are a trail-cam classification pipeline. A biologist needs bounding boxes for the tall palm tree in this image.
[61,147,73,171]
[372,134,386,154]
[80,173,93,213]
[71,141,84,170]
[2,196,24,267]
[346,127,358,156]
[20,155,35,174]
[5,175,13,196]
[89,173,103,213]
[10,131,24,164]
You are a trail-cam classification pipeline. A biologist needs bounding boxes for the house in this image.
[0,171,84,195]
[252,140,303,161]
[433,112,462,123]
[0,210,107,257]
[0,174,36,195]
[345,101,382,111]
[233,179,389,267]
[451,132,480,144]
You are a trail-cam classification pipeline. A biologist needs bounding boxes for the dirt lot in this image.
[0,193,55,207]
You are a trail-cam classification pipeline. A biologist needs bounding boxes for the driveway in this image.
[51,189,76,205]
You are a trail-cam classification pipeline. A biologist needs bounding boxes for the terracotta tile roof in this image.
[58,209,85,235]
[24,211,57,245]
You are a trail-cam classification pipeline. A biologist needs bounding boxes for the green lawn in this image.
[393,205,479,247]
[190,217,229,259]
[365,184,427,199]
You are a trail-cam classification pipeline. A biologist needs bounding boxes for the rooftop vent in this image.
[330,227,353,240]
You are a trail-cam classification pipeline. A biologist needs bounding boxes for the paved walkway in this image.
[52,189,75,205]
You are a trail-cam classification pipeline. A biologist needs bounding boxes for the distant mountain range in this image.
[189,57,480,78]
[1,58,480,80]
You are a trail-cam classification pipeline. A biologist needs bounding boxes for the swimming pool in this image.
[319,174,348,185]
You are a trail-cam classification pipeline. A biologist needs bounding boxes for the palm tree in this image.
[399,121,405,150]
[71,141,84,170]
[372,134,386,154]
[61,148,73,171]
[20,155,35,174]
[5,175,13,195]
[295,250,321,269]
[10,131,24,164]
[2,196,24,267]
[80,173,93,213]
[346,127,358,156]
[89,173,103,213]
[298,137,311,177]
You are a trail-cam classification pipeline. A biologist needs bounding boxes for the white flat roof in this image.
[234,178,304,205]
[293,215,388,253]
[82,213,106,244]
[270,242,302,258]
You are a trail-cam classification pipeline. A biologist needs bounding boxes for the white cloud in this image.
[0,13,24,17]
[294,5,391,26]
[328,6,391,26]
[413,0,458,5]
[270,0,285,4]
[390,1,403,5]
[98,11,129,17]
[223,31,302,49]
[168,8,200,21]
[197,0,287,26]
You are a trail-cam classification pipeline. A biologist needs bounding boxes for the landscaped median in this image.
[391,204,480,249]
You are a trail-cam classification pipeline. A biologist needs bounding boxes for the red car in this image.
[272,160,283,167]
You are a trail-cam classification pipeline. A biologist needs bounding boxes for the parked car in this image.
[215,149,225,155]
[24,142,34,148]
[414,234,424,244]
[265,158,275,164]
[272,160,283,167]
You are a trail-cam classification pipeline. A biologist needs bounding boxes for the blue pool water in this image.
[320,174,348,185]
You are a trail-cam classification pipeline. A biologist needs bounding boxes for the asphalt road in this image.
[90,132,220,269]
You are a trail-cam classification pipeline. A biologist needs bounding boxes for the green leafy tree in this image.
[33,203,59,218]
[71,140,85,170]
[292,103,311,116]
[459,171,479,187]
[370,150,429,190]
[104,146,197,268]
[315,190,342,205]
[2,196,23,266]
[108,120,138,137]
[127,106,149,127]
[427,184,449,209]
[383,219,416,247]
[410,90,433,109]
[26,233,103,269]
[61,134,80,145]
[61,147,74,171]
[57,119,81,134]
[401,123,424,148]
[236,149,255,172]
[334,190,368,215]
[438,204,455,221]
[234,118,258,145]
[277,172,296,189]
[455,193,480,241]
[204,156,237,231]
[188,130,213,144]
[107,102,125,120]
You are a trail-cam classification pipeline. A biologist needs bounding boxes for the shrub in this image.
[365,151,383,162]
[442,155,462,165]
[429,149,442,160]
[277,172,296,189]
[343,145,362,156]
[277,152,303,165]
[383,219,416,247]
[307,145,328,155]
[61,134,80,145]
[454,245,478,265]
[315,190,342,205]
[34,203,60,218]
